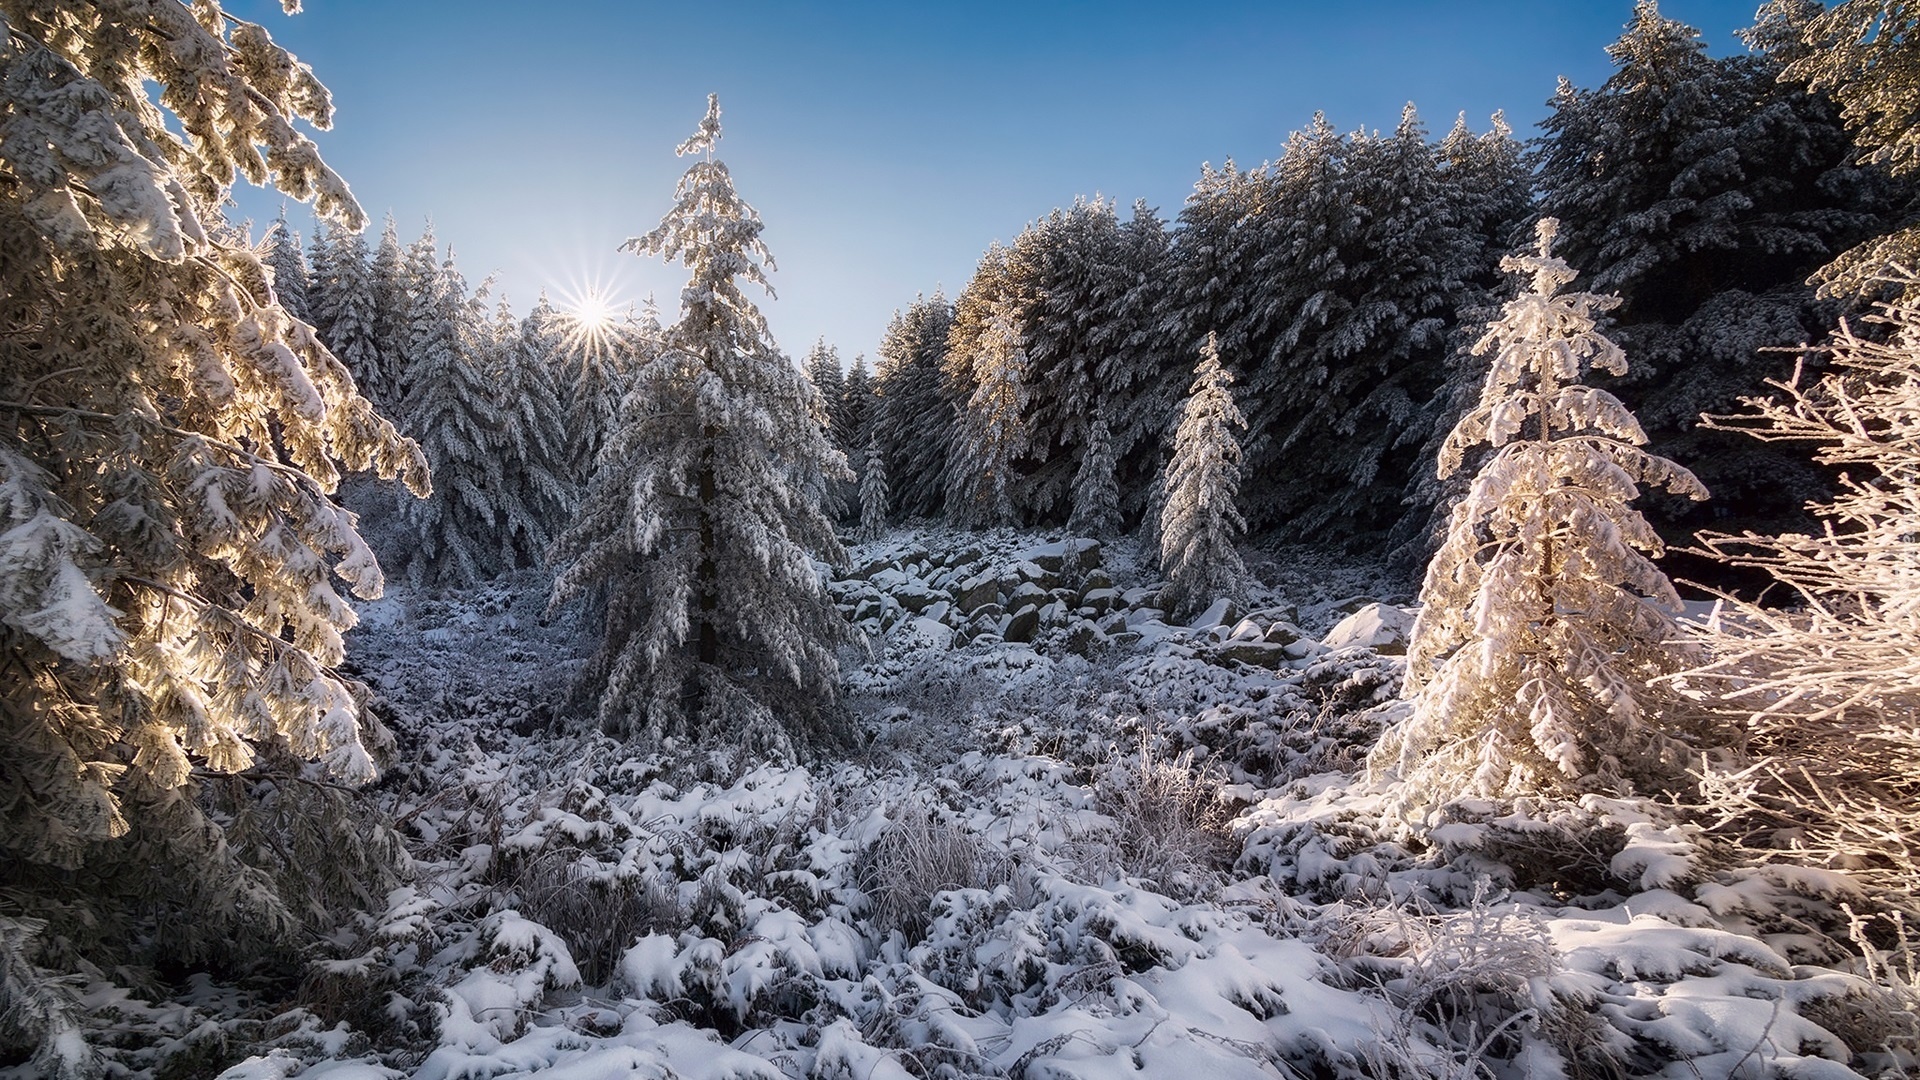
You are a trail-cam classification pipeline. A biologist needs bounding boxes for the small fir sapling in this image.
[1158,332,1248,621]
[1068,410,1123,539]
[859,442,890,542]
[1371,218,1709,808]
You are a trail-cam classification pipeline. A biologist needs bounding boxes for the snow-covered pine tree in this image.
[561,299,645,483]
[804,338,852,520]
[321,221,388,411]
[548,96,850,747]
[1105,200,1182,522]
[262,207,311,324]
[305,215,338,339]
[1393,112,1534,568]
[1783,0,1920,299]
[858,441,890,543]
[839,354,875,452]
[806,338,847,442]
[486,296,570,569]
[1159,333,1248,621]
[1535,0,1903,558]
[502,294,579,534]
[1372,218,1710,807]
[872,294,957,520]
[1683,292,1920,891]
[368,214,413,402]
[0,0,427,1048]
[1068,409,1123,539]
[950,298,1031,527]
[393,252,504,589]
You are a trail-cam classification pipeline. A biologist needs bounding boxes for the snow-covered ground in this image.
[40,529,1912,1079]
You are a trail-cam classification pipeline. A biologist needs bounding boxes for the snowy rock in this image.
[1004,605,1041,643]
[1189,597,1241,629]
[1218,641,1288,669]
[1020,538,1102,574]
[1322,602,1415,654]
[955,573,1001,614]
[893,578,946,614]
[1008,581,1049,609]
[1263,621,1309,646]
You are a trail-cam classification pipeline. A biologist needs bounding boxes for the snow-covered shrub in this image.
[1091,743,1238,900]
[0,916,93,1080]
[1373,217,1712,811]
[1813,908,1920,1073]
[1682,294,1920,898]
[852,803,1011,943]
[511,852,683,986]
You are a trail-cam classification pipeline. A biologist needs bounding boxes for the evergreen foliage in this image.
[872,294,956,521]
[305,215,338,340]
[1159,111,1528,547]
[320,219,388,412]
[1373,219,1710,807]
[561,301,647,484]
[548,96,850,747]
[858,441,890,543]
[368,215,413,404]
[943,200,1175,526]
[0,0,426,1022]
[261,207,310,324]
[1535,0,1905,552]
[1784,0,1920,299]
[805,338,847,445]
[950,299,1031,527]
[839,354,876,454]
[489,295,571,568]
[1068,411,1123,540]
[394,254,504,590]
[1158,333,1248,621]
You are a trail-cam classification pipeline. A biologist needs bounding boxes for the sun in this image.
[552,285,635,364]
[570,290,617,332]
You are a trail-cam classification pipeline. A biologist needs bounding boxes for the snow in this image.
[36,527,1902,1080]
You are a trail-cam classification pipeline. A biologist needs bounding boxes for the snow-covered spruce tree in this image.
[804,338,852,520]
[1372,219,1710,807]
[305,214,337,338]
[1783,0,1920,299]
[949,298,1031,527]
[0,0,427,1051]
[1068,409,1122,539]
[495,294,576,559]
[367,213,412,397]
[1159,333,1248,621]
[806,338,846,441]
[318,218,388,412]
[476,295,565,569]
[561,298,647,484]
[394,254,505,590]
[1535,0,1904,555]
[858,441,890,543]
[839,353,875,452]
[548,96,850,747]
[1682,295,1920,891]
[872,293,957,520]
[261,207,311,324]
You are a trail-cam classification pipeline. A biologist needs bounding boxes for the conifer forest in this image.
[12,2,1920,1077]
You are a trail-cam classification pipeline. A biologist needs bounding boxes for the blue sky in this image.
[230,1,1769,366]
